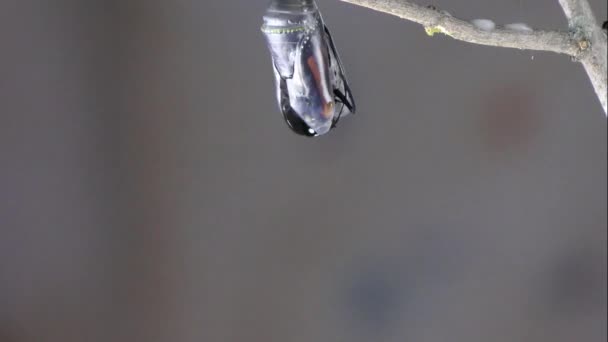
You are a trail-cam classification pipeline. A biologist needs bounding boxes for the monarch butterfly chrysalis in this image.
[261,0,356,137]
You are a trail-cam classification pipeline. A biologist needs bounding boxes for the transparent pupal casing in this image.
[261,0,356,137]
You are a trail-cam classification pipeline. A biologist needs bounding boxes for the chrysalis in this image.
[261,0,356,137]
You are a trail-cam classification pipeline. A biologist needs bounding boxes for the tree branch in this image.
[558,0,594,22]
[339,0,580,55]
[339,0,607,115]
[558,0,607,114]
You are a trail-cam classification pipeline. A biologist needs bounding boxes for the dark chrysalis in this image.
[261,0,356,137]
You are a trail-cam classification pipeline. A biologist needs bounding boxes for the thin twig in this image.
[558,0,607,114]
[339,0,579,55]
[339,0,607,114]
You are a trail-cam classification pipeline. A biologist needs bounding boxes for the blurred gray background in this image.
[1,1,606,341]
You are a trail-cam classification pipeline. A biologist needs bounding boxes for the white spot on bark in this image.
[505,23,533,32]
[471,19,496,31]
